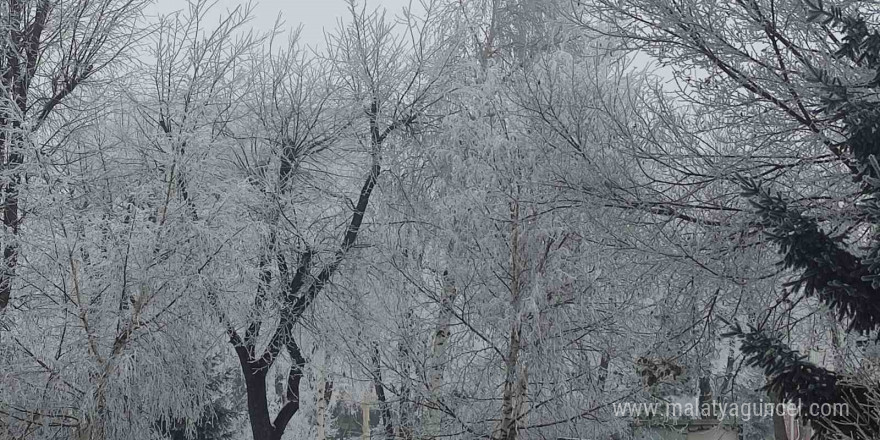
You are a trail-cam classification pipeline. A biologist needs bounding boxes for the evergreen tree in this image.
[728,2,880,437]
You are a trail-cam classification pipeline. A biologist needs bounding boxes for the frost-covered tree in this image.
[0,1,227,439]
[577,0,880,437]
[330,3,699,439]
[188,2,454,439]
[0,0,149,312]
[728,2,880,438]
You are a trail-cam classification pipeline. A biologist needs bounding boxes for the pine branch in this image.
[738,176,880,335]
[725,326,879,438]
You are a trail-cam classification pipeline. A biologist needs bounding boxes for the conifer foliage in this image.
[729,1,880,437]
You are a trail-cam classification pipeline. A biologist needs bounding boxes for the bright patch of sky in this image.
[147,0,414,47]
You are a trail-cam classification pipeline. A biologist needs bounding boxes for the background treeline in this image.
[2,1,880,439]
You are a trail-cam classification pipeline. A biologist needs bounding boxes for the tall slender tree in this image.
[0,0,148,312]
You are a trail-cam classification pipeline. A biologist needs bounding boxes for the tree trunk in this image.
[234,337,305,440]
[0,74,25,313]
[1,0,65,312]
[361,391,372,440]
[496,201,524,440]
[496,321,523,440]
[372,344,395,439]
[428,271,457,391]
[398,325,414,440]
[211,76,407,440]
[316,351,333,440]
[511,363,528,432]
[242,367,274,440]
[699,376,713,418]
[426,270,457,435]
[719,340,736,399]
[769,388,789,440]
[828,310,845,372]
[597,351,610,392]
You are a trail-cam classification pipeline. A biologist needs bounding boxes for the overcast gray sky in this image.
[149,0,413,47]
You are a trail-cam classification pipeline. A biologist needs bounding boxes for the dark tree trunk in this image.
[597,351,610,392]
[234,339,305,440]
[237,350,275,440]
[1,1,57,311]
[397,316,414,440]
[698,376,713,418]
[372,343,395,440]
[211,98,410,440]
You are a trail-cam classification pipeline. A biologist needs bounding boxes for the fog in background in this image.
[148,0,414,46]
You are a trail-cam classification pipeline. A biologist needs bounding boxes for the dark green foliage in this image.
[329,401,381,440]
[738,177,880,335]
[730,1,880,438]
[725,325,878,438]
[726,325,840,405]
[155,354,244,440]
[158,404,240,440]
[805,0,880,67]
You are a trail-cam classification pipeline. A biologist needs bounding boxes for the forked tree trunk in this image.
[211,68,412,440]
[227,120,384,440]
